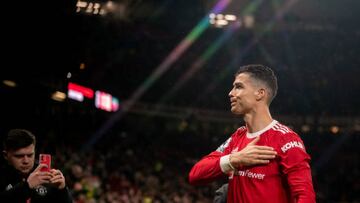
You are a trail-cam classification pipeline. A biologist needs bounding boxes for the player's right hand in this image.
[27,164,52,189]
[229,136,277,168]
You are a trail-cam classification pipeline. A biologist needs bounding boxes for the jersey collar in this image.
[246,120,278,138]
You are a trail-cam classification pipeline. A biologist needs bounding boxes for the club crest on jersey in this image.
[281,141,304,153]
[35,185,48,196]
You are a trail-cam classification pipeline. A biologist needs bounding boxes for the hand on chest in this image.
[230,135,281,179]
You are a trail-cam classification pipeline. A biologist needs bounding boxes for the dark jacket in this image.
[213,183,228,203]
[0,163,73,203]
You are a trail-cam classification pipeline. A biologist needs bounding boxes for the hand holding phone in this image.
[39,154,51,172]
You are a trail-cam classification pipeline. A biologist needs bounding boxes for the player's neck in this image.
[244,106,273,133]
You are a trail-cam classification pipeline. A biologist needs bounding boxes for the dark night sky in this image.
[2,0,360,123]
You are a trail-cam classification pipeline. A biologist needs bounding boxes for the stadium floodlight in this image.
[3,80,17,87]
[51,91,66,102]
[225,14,237,21]
[76,0,106,15]
[208,12,238,28]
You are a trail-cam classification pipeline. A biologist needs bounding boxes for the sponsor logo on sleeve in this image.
[281,141,304,153]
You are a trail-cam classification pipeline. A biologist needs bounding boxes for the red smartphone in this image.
[39,154,51,172]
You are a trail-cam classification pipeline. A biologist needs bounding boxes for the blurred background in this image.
[1,0,360,202]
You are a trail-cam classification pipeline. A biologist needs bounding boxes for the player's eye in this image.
[14,155,24,158]
[26,154,34,158]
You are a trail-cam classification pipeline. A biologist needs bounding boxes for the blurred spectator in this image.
[0,129,73,203]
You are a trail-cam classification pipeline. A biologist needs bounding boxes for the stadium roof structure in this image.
[2,0,360,128]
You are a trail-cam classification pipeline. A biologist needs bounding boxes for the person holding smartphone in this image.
[0,129,73,203]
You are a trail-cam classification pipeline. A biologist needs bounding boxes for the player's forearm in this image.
[294,184,316,203]
[189,153,226,185]
[287,165,316,203]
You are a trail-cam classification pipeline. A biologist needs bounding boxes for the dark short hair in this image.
[236,64,278,104]
[3,129,36,151]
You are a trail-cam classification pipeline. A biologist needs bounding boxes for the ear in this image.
[3,150,8,160]
[255,88,266,101]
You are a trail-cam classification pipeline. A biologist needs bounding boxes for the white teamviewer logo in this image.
[281,141,304,153]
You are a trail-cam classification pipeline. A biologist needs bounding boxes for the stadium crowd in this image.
[20,115,358,203]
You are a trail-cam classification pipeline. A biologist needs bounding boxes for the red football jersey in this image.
[189,120,315,203]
